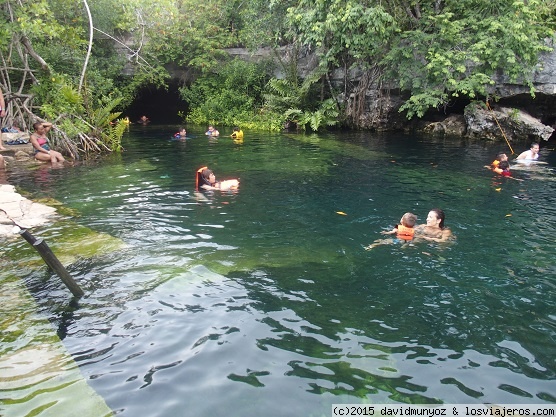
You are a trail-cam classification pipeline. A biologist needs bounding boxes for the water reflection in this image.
[1,126,555,417]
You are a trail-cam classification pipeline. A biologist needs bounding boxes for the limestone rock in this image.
[423,115,467,136]
[464,103,554,142]
[15,150,32,161]
[0,184,58,236]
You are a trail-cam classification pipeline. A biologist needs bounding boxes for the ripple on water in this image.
[2,129,556,416]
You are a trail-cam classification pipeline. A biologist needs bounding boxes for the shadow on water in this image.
[1,125,555,416]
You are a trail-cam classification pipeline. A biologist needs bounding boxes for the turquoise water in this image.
[2,126,555,416]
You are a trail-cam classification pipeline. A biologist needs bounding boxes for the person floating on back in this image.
[365,212,417,250]
[195,166,239,191]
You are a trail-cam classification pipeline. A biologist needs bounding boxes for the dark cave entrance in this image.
[125,80,188,125]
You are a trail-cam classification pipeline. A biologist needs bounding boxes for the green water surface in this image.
[1,126,555,417]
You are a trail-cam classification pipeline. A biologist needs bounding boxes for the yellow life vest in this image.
[231,130,244,139]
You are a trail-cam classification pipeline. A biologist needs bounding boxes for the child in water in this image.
[485,153,521,178]
[231,126,244,139]
[174,128,187,139]
[489,153,508,169]
[365,212,417,250]
[496,160,511,177]
[485,155,522,180]
[205,125,219,136]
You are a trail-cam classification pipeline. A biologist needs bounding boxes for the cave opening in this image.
[125,80,188,125]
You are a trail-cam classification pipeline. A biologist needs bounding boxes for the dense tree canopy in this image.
[283,0,556,118]
[0,0,554,151]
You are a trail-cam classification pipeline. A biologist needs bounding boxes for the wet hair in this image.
[430,208,446,229]
[402,212,417,228]
[496,153,507,161]
[530,142,539,149]
[196,168,214,190]
[499,160,510,170]
[33,121,43,130]
[201,168,213,180]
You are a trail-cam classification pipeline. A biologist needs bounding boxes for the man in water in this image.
[516,143,539,161]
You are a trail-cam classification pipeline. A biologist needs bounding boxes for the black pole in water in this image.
[19,229,85,298]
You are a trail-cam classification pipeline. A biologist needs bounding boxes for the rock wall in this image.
[225,43,556,141]
[163,39,556,141]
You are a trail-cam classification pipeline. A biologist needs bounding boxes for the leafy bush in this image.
[180,58,277,128]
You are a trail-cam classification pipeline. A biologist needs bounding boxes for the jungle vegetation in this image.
[0,0,554,157]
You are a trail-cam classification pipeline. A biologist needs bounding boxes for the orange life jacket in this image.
[493,166,511,177]
[396,224,415,241]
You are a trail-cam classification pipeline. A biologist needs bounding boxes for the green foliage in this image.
[32,73,85,121]
[382,0,555,118]
[264,71,340,131]
[104,119,127,152]
[180,59,278,128]
[181,55,340,132]
[283,99,339,131]
[13,0,69,40]
[285,0,397,70]
[112,0,238,72]
[87,95,122,131]
[281,0,556,120]
[3,0,555,143]
[29,72,125,151]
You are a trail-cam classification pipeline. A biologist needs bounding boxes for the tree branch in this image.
[20,35,49,72]
[79,0,94,93]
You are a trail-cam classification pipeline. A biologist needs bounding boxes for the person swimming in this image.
[365,212,417,250]
[196,166,239,191]
[516,142,539,161]
[231,126,244,139]
[174,128,187,139]
[496,160,511,177]
[490,153,508,169]
[205,125,219,136]
[413,208,453,243]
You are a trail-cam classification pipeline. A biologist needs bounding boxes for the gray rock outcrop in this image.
[0,184,58,237]
[464,103,554,142]
[184,41,556,139]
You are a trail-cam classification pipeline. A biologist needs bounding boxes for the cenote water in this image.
[1,125,555,416]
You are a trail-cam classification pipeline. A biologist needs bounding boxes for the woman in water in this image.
[414,208,453,243]
[196,167,239,191]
